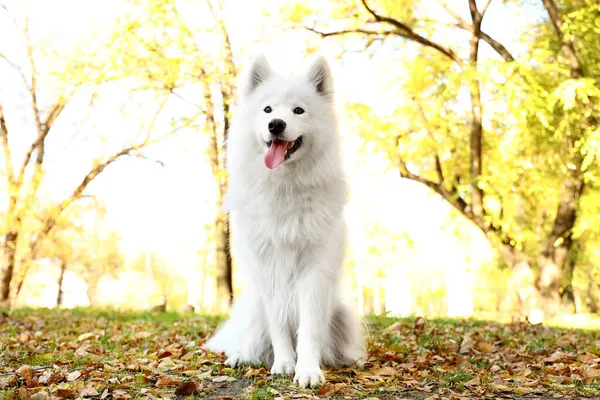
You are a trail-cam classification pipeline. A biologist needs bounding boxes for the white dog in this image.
[203,54,365,388]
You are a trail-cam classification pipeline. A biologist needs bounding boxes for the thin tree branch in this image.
[359,0,460,63]
[480,0,493,18]
[0,53,29,86]
[0,104,14,184]
[412,95,445,186]
[439,1,515,62]
[305,26,395,38]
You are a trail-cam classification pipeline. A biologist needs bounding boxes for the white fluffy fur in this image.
[203,54,365,388]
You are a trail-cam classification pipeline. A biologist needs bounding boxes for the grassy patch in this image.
[0,308,599,399]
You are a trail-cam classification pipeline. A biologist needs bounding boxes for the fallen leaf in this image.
[317,382,347,397]
[134,331,152,339]
[18,331,33,343]
[157,358,176,370]
[30,391,50,400]
[155,376,181,387]
[18,387,28,400]
[80,387,100,397]
[212,376,235,383]
[55,389,77,399]
[67,370,81,382]
[174,381,201,395]
[77,332,95,341]
[369,366,397,377]
[465,376,480,386]
[476,341,494,353]
[103,364,118,372]
[515,386,531,395]
[414,317,426,333]
[16,365,33,385]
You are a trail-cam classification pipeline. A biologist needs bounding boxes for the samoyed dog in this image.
[203,54,365,388]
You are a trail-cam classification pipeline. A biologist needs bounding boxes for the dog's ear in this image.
[306,55,333,101]
[243,54,273,98]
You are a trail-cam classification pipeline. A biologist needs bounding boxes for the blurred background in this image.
[0,0,598,326]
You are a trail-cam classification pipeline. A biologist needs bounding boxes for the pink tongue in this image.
[264,139,288,169]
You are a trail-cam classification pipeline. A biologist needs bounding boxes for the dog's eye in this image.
[293,107,305,115]
[264,106,272,113]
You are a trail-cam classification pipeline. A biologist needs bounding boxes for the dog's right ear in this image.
[242,54,272,98]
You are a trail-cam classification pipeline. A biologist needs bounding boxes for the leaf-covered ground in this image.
[1,309,600,400]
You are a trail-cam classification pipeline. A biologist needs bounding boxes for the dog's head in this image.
[239,54,336,170]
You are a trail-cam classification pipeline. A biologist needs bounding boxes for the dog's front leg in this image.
[262,296,296,376]
[294,269,332,388]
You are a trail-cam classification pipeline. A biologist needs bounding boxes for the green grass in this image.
[1,307,600,399]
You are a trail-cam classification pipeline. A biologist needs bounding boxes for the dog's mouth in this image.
[264,136,303,169]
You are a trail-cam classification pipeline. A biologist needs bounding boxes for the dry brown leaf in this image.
[67,370,81,382]
[103,364,118,372]
[134,331,152,339]
[465,376,480,386]
[79,387,100,397]
[155,375,181,387]
[514,386,531,395]
[16,365,33,385]
[18,331,33,343]
[317,382,347,397]
[18,387,28,400]
[174,381,201,395]
[414,317,426,333]
[369,366,397,377]
[30,391,50,400]
[55,389,77,399]
[77,332,95,341]
[476,341,494,353]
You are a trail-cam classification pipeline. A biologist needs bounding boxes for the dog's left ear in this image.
[306,55,333,101]
[242,53,273,99]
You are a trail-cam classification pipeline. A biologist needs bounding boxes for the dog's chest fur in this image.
[228,161,346,270]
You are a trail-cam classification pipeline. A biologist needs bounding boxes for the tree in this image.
[0,3,195,306]
[114,0,239,312]
[202,0,238,313]
[282,0,600,317]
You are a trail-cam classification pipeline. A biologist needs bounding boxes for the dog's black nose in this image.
[268,119,286,135]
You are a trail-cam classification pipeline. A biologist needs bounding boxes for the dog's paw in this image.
[270,359,295,376]
[224,354,242,368]
[293,368,325,388]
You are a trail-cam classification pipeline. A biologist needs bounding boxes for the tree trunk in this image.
[537,172,584,316]
[215,211,233,313]
[56,260,67,308]
[498,243,539,318]
[1,231,18,305]
[560,235,582,313]
[587,278,599,314]
[201,60,234,313]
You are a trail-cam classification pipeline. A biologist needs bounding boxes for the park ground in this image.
[1,309,600,399]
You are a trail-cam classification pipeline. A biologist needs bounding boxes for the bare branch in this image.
[0,104,14,184]
[439,1,515,62]
[412,95,445,186]
[480,0,493,18]
[124,153,166,167]
[0,4,23,31]
[359,0,460,63]
[479,31,515,62]
[305,26,395,38]
[394,136,472,221]
[0,52,29,86]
